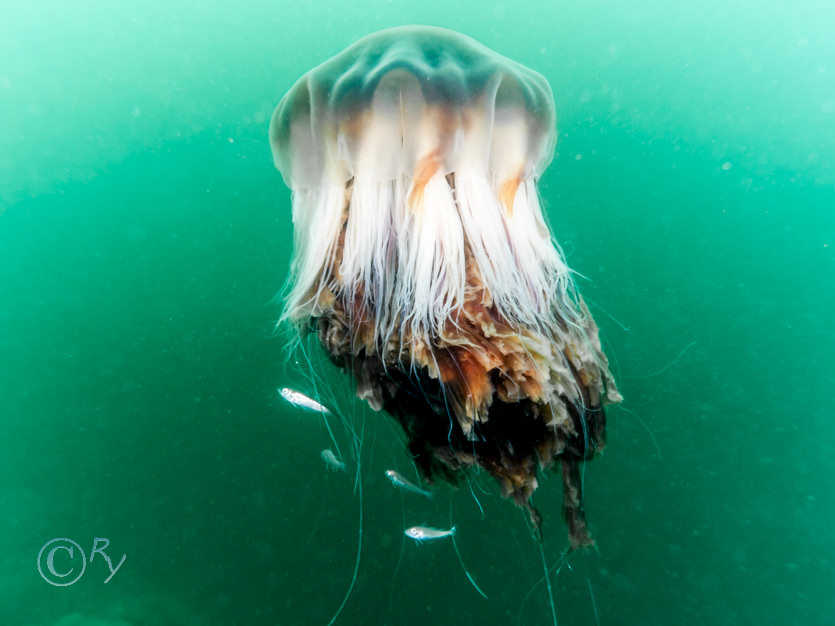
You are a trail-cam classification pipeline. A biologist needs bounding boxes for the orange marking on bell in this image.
[499,171,523,216]
[408,148,442,210]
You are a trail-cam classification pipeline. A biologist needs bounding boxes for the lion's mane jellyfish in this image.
[270,26,621,548]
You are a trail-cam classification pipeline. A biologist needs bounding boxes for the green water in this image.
[2,1,833,625]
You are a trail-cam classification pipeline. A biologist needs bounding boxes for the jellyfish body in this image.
[270,26,621,548]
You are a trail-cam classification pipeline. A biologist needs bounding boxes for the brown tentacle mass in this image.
[309,178,616,549]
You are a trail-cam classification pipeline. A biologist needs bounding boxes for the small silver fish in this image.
[278,387,331,414]
[321,449,346,472]
[404,525,456,542]
[385,470,433,498]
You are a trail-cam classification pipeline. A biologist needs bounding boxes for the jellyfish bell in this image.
[270,25,621,548]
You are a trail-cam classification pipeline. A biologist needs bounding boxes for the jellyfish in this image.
[270,25,622,548]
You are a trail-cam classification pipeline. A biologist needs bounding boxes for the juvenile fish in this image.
[385,470,433,499]
[405,525,456,542]
[321,449,346,472]
[278,387,331,414]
